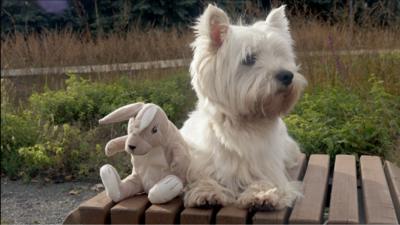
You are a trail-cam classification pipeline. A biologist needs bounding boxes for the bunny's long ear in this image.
[99,102,144,124]
[105,135,127,157]
[135,104,160,131]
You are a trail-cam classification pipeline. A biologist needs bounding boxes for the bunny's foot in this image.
[148,175,183,204]
[100,164,122,202]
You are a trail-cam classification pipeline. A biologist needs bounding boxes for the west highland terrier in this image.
[180,4,307,210]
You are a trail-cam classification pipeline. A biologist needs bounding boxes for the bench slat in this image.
[111,194,150,224]
[253,153,307,224]
[78,191,114,224]
[180,207,218,224]
[216,206,248,224]
[287,153,308,180]
[289,154,330,224]
[328,155,359,224]
[384,160,400,222]
[145,197,183,224]
[63,208,80,224]
[360,156,398,224]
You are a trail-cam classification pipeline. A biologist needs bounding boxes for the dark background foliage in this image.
[2,0,400,39]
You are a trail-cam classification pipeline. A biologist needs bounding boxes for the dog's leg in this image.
[284,135,302,169]
[184,178,235,207]
[236,180,301,211]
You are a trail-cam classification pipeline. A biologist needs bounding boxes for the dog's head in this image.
[191,4,307,119]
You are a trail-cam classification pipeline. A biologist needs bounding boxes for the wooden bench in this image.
[63,154,400,224]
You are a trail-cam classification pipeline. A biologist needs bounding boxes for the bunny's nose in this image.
[128,145,136,150]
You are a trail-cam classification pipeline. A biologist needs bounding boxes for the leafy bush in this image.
[17,124,114,180]
[7,116,140,180]
[30,73,195,128]
[1,112,39,177]
[1,74,196,180]
[285,75,399,159]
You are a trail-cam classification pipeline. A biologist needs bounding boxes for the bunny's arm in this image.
[105,135,127,157]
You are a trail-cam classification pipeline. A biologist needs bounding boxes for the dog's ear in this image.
[99,102,144,124]
[195,4,230,49]
[266,5,289,32]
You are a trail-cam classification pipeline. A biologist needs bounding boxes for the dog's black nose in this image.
[128,145,136,150]
[276,70,294,86]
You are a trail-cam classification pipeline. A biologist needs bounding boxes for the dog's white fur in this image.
[180,4,307,210]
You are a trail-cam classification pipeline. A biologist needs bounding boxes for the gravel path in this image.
[1,178,101,224]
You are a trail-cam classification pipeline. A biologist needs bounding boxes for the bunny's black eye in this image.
[242,53,256,66]
[151,126,157,134]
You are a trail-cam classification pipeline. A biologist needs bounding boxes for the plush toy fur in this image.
[99,103,190,203]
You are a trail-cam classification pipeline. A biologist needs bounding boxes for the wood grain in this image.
[384,160,400,222]
[180,207,218,224]
[145,197,183,224]
[78,191,114,224]
[62,208,80,224]
[111,194,150,224]
[360,156,398,224]
[216,206,248,224]
[328,155,359,224]
[289,154,330,224]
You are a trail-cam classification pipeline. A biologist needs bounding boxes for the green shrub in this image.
[1,74,196,180]
[1,111,39,177]
[30,74,195,128]
[16,122,136,180]
[285,75,400,159]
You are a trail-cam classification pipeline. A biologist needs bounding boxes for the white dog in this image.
[180,4,307,210]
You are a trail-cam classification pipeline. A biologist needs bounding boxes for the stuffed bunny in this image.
[98,102,190,204]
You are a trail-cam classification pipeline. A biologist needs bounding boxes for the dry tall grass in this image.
[291,20,400,51]
[1,17,399,98]
[1,28,193,69]
[1,18,399,69]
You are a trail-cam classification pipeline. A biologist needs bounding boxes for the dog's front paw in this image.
[237,187,280,211]
[184,189,224,208]
[237,181,302,211]
[183,179,235,208]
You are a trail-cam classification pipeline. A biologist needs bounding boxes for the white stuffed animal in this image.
[98,102,190,204]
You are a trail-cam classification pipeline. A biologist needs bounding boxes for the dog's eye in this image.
[242,54,256,66]
[151,126,157,134]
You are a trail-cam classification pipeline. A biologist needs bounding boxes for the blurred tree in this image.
[1,0,79,39]
[1,0,399,38]
[130,0,201,28]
